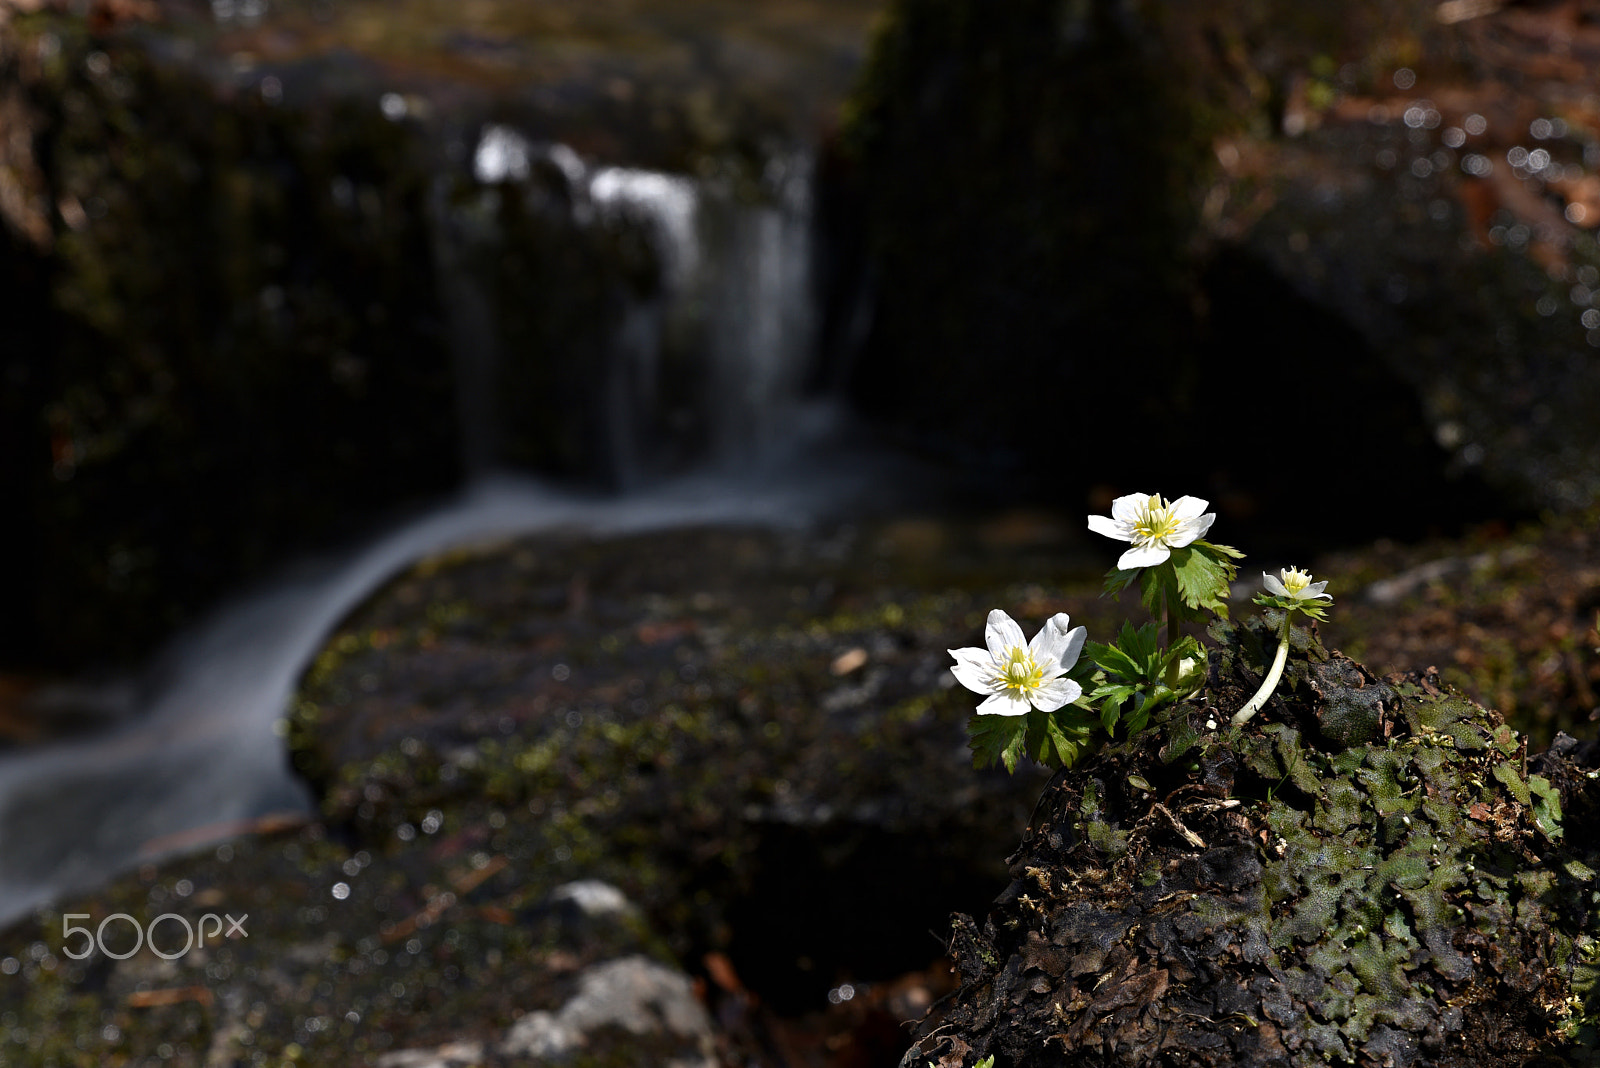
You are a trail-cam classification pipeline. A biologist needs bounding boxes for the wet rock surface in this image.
[842,0,1600,526]
[901,617,1600,1068]
[1320,510,1600,749]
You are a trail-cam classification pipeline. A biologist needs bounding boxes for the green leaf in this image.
[968,713,1028,773]
[1124,700,1153,738]
[1117,619,1162,665]
[1169,541,1240,619]
[1160,713,1200,764]
[1099,698,1122,734]
[1103,565,1140,598]
[1047,706,1100,768]
[1139,565,1178,620]
[1156,634,1205,681]
[1000,726,1027,774]
[1091,682,1138,732]
[1196,539,1244,560]
[1254,592,1331,623]
[1086,641,1145,681]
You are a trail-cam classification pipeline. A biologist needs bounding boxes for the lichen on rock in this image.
[902,616,1600,1067]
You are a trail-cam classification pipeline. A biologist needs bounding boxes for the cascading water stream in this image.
[455,125,827,483]
[0,132,882,928]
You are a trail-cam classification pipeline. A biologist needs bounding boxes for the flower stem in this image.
[1233,626,1289,727]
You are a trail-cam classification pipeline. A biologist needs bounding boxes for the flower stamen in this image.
[1131,495,1180,545]
[999,649,1044,694]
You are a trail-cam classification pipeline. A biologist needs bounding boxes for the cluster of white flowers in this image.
[952,491,1329,719]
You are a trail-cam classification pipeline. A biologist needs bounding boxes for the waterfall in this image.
[439,125,824,485]
[702,153,818,461]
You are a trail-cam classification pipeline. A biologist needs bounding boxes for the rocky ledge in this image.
[901,616,1600,1068]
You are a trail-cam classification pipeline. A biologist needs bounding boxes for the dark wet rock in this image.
[838,0,1600,529]
[284,521,1118,1008]
[839,0,1205,483]
[1314,511,1600,749]
[364,884,717,1068]
[0,10,462,670]
[0,816,697,1066]
[900,618,1600,1067]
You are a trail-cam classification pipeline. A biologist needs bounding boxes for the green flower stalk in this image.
[1232,567,1332,727]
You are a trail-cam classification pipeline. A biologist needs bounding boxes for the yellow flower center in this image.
[1132,495,1180,545]
[1282,567,1312,594]
[1000,648,1044,694]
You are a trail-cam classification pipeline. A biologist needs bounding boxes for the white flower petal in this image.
[1305,580,1330,598]
[1262,573,1288,597]
[948,647,996,693]
[1030,613,1074,664]
[978,691,1032,717]
[985,609,1026,660]
[1109,493,1150,524]
[1169,495,1210,520]
[1118,544,1170,570]
[1165,526,1203,549]
[1087,514,1130,541]
[1057,625,1087,673]
[1029,676,1082,712]
[1190,511,1217,539]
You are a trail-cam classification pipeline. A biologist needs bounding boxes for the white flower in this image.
[1263,566,1330,602]
[948,610,1087,716]
[1087,492,1216,570]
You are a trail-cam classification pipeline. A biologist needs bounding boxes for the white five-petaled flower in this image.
[1263,566,1330,603]
[949,609,1087,716]
[1087,492,1216,570]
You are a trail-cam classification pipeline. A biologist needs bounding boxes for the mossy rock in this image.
[284,522,1111,1006]
[902,617,1600,1067]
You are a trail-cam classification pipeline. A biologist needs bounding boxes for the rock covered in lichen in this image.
[902,617,1600,1067]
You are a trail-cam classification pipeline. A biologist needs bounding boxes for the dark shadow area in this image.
[1182,247,1520,559]
[718,820,1000,1015]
